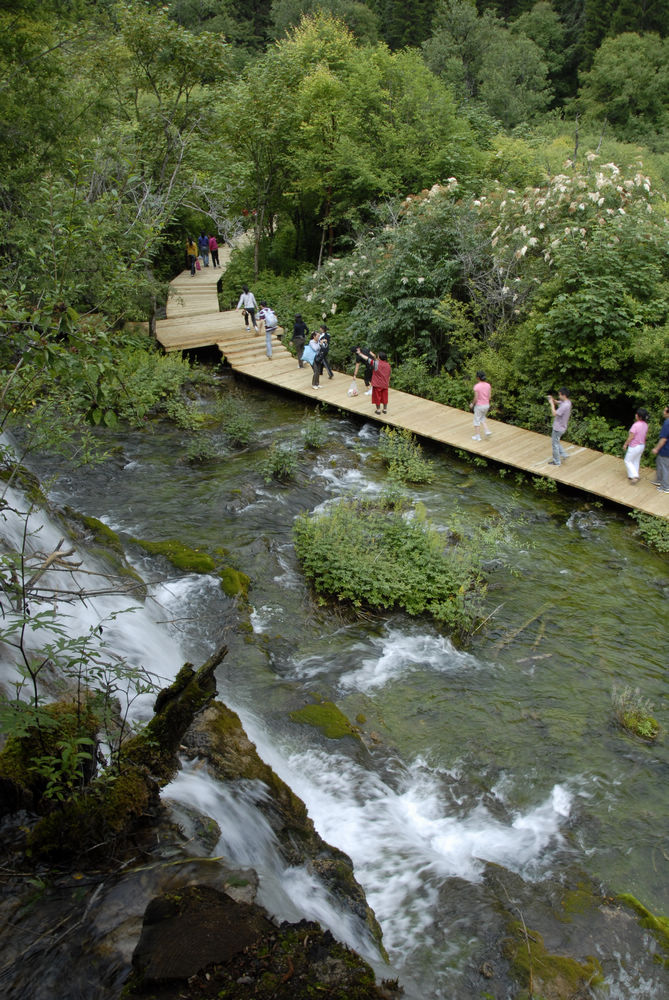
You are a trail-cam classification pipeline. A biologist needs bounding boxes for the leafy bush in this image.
[293,495,495,636]
[215,394,255,447]
[302,413,327,450]
[612,685,659,741]
[629,511,669,553]
[378,427,434,483]
[184,434,219,464]
[260,442,298,483]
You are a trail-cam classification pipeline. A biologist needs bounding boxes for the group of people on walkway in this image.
[230,284,668,494]
[185,234,220,276]
[235,287,278,359]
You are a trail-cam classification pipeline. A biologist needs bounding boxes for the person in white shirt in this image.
[236,286,258,332]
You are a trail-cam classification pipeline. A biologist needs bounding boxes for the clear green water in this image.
[40,377,669,998]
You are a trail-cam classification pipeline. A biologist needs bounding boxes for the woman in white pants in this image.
[623,407,649,482]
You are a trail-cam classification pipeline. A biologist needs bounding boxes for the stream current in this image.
[20,375,669,998]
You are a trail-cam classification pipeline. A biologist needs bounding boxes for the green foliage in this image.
[377,427,434,483]
[215,393,256,448]
[30,735,96,803]
[293,494,500,636]
[612,684,660,741]
[577,33,669,148]
[302,413,328,449]
[184,434,219,463]
[0,501,158,808]
[629,510,669,553]
[424,0,552,127]
[260,442,299,482]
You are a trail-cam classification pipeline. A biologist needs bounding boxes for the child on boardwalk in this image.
[356,349,391,415]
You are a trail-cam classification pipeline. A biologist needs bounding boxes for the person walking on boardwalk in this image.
[356,348,391,415]
[651,405,669,493]
[236,286,258,332]
[547,388,571,465]
[186,237,198,276]
[318,324,334,379]
[623,407,649,483]
[198,233,210,267]
[209,234,220,268]
[471,370,492,441]
[257,301,278,359]
[292,314,309,368]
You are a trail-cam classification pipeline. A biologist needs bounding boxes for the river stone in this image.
[131,885,273,983]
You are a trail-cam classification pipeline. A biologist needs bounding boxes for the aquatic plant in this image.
[260,442,298,483]
[377,427,434,483]
[293,494,501,636]
[611,684,659,741]
[184,433,219,464]
[302,413,327,450]
[215,394,256,448]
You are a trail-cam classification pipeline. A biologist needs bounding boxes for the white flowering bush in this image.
[303,157,669,445]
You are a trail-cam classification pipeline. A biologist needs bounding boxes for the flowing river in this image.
[18,373,669,998]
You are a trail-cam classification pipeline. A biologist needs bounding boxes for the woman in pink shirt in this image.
[471,370,492,441]
[623,407,648,482]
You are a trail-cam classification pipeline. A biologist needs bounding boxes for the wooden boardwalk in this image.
[156,265,668,520]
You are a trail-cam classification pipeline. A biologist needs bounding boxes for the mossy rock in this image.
[289,700,357,740]
[182,703,385,956]
[502,920,603,999]
[219,565,250,598]
[123,887,399,1000]
[617,893,669,961]
[133,538,216,574]
[62,509,147,598]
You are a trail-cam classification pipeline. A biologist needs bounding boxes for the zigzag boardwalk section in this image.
[156,266,668,521]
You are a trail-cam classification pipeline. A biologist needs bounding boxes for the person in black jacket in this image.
[318,324,333,379]
[292,314,309,368]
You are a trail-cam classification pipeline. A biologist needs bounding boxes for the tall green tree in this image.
[577,32,669,145]
[424,0,552,125]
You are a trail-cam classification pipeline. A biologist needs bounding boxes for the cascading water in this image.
[4,388,668,1000]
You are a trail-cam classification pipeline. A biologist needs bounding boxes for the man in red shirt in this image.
[357,349,391,415]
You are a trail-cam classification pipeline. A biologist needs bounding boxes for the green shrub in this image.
[215,394,255,448]
[260,442,298,483]
[629,510,669,554]
[184,434,219,464]
[302,413,327,450]
[378,427,434,483]
[293,495,494,636]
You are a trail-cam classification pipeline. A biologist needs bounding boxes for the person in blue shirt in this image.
[651,405,669,493]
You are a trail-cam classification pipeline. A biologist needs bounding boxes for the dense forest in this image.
[2,0,669,454]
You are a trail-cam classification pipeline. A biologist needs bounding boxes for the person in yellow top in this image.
[186,238,198,277]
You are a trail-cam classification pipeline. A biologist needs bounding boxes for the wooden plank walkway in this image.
[156,266,668,520]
